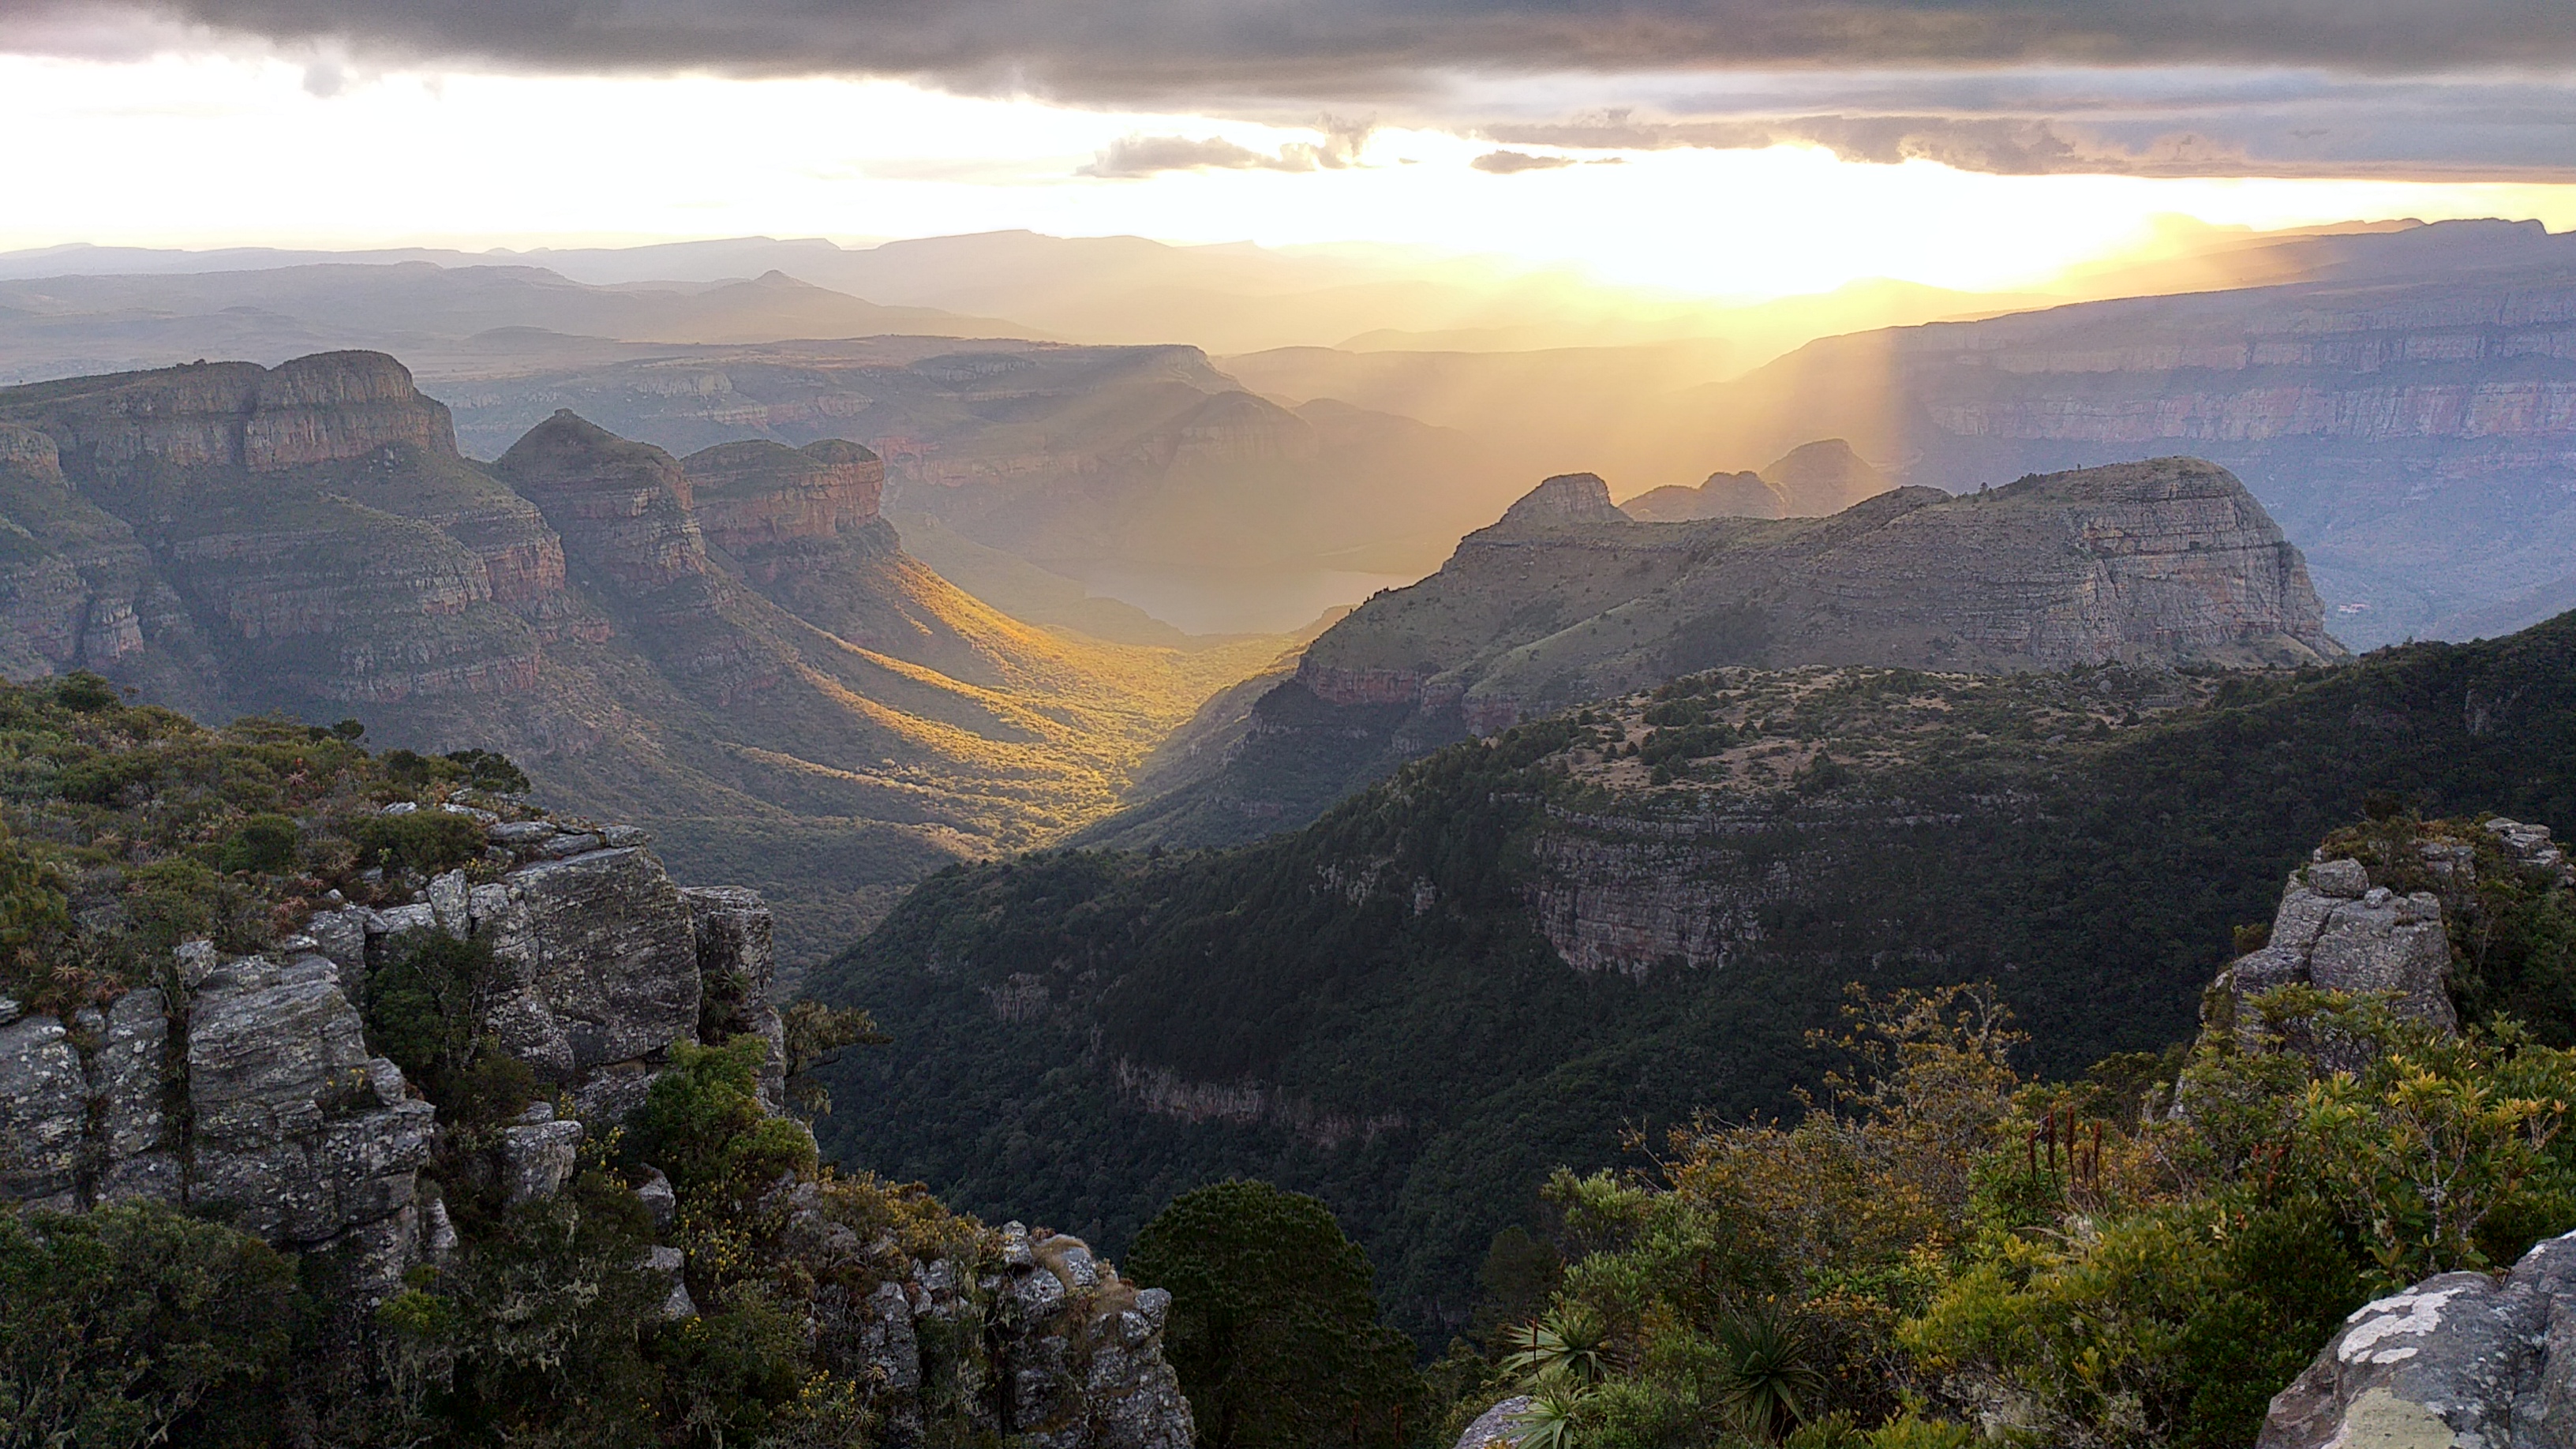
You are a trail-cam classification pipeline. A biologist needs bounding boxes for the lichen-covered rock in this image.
[475,846,702,1094]
[683,886,787,1111]
[186,953,434,1249]
[500,1103,582,1206]
[1453,1398,1536,1449]
[0,1010,88,1209]
[2260,1229,2576,1448]
[2218,861,2458,1040]
[92,988,178,1202]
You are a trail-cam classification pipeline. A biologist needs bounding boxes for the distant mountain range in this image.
[0,350,1283,973]
[1667,219,2576,647]
[2,219,2571,649]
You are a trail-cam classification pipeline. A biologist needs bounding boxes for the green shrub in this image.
[54,672,119,713]
[443,748,531,796]
[346,810,485,874]
[0,1201,294,1448]
[219,813,300,874]
[1125,1180,1422,1449]
[363,933,498,1102]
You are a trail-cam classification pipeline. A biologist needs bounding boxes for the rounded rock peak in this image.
[800,439,882,466]
[498,410,684,490]
[1498,472,1628,528]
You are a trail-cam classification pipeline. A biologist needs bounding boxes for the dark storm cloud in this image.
[5,0,2574,99]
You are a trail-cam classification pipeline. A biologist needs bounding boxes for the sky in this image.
[3,1,2572,298]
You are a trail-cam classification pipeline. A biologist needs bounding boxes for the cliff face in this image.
[0,352,1290,973]
[1118,455,2338,848]
[0,351,457,477]
[498,409,712,597]
[1699,251,2576,645]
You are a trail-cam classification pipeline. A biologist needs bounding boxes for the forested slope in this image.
[814,612,2576,1339]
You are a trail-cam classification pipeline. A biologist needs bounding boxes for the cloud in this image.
[4,2,2570,182]
[4,0,2574,100]
[1487,88,2576,180]
[1471,150,1574,174]
[1080,114,1373,177]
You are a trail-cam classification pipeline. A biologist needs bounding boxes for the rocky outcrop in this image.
[0,945,433,1288]
[0,352,456,479]
[1175,457,2343,846]
[0,353,558,706]
[0,423,160,678]
[497,410,711,597]
[2259,1227,2576,1449]
[684,438,887,570]
[1620,440,1889,523]
[2214,859,2458,1043]
[0,808,754,1291]
[1496,473,1628,529]
[767,1194,1193,1449]
[1623,469,1782,522]
[1453,1398,1535,1449]
[1305,457,2338,733]
[2206,816,2574,1058]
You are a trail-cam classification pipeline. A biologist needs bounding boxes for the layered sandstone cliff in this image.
[1302,455,2338,732]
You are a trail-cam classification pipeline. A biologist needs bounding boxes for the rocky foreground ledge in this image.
[0,802,1195,1449]
[0,805,770,1276]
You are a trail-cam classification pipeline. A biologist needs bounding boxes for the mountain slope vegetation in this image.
[814,612,2576,1339]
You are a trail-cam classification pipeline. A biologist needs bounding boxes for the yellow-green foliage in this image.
[1486,964,2576,1449]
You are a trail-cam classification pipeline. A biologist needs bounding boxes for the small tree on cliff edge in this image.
[1125,1180,1421,1449]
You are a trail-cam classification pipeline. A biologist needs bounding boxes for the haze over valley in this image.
[6,3,2576,1445]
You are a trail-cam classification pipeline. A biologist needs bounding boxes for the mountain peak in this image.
[1497,472,1628,529]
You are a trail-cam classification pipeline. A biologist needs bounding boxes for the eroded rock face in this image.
[498,410,710,597]
[1,352,457,478]
[1294,456,2338,759]
[683,438,886,574]
[2260,1229,2576,1448]
[2218,863,2459,1041]
[1496,473,1629,529]
[2207,818,2575,1060]
[0,949,432,1291]
[0,811,750,1294]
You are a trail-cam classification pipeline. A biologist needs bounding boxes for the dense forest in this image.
[814,612,2576,1339]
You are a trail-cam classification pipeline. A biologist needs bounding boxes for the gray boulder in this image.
[2220,859,2457,1036]
[186,953,434,1250]
[2260,1229,2576,1447]
[499,1103,582,1206]
[1454,1398,1536,1449]
[683,886,787,1111]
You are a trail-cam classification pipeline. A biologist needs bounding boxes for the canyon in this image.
[0,351,1283,972]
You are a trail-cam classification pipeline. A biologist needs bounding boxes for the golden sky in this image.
[6,52,2572,299]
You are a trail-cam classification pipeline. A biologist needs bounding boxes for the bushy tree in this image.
[1125,1180,1421,1449]
[0,1202,293,1448]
